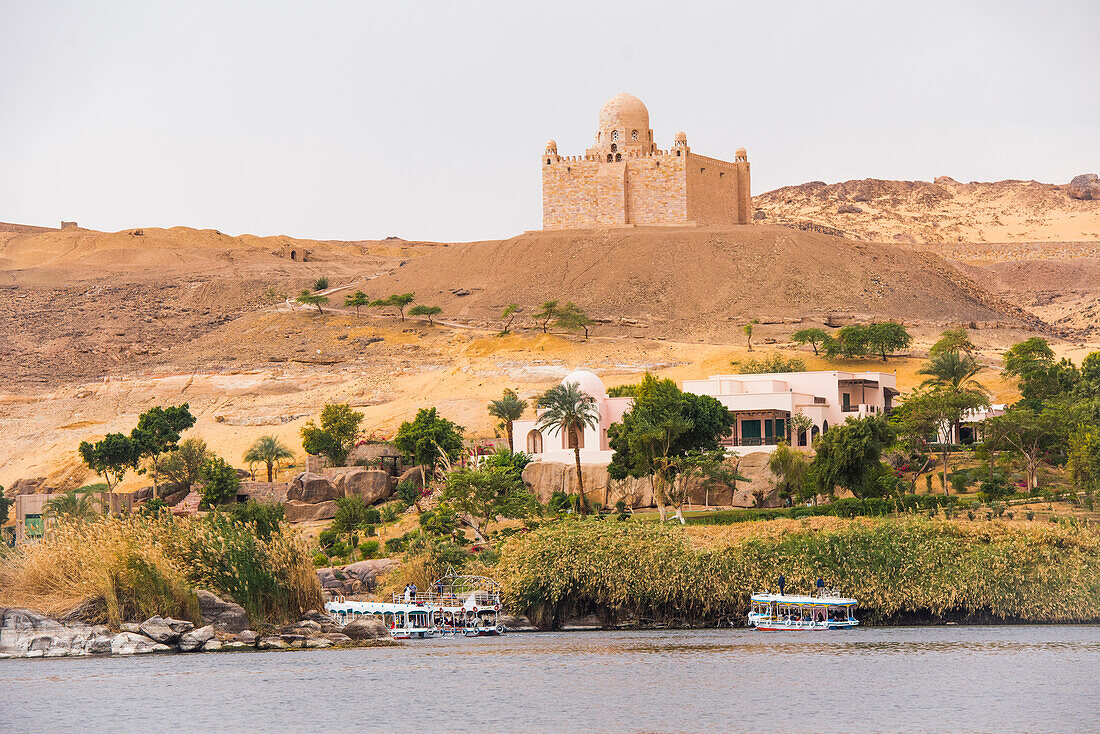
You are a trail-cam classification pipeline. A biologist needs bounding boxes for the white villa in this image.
[514,369,899,462]
[511,370,631,464]
[683,370,898,452]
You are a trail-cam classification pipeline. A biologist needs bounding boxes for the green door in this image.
[741,420,761,444]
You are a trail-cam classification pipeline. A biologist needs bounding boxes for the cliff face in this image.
[754,176,1100,244]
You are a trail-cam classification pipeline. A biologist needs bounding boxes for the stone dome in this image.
[598,93,649,135]
[546,139,557,150]
[735,147,747,160]
[674,131,687,142]
[561,369,606,399]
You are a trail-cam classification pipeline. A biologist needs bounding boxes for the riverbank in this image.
[493,516,1100,628]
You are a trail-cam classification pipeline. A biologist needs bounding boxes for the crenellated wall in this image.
[542,148,749,229]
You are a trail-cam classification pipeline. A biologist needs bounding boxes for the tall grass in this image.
[494,518,1100,627]
[0,515,323,627]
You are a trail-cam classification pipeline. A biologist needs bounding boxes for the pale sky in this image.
[2,1,1097,242]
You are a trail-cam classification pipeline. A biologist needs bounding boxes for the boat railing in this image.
[391,591,501,607]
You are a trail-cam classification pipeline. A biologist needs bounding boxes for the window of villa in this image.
[631,129,638,140]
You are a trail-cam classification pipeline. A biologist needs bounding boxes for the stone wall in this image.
[542,149,749,229]
[238,481,289,504]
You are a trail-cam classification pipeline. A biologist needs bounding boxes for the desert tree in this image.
[440,464,535,544]
[487,389,527,450]
[296,290,329,314]
[769,443,813,505]
[199,455,241,508]
[866,322,912,362]
[300,403,365,466]
[533,300,560,333]
[555,302,595,340]
[344,290,369,317]
[930,328,976,357]
[742,318,760,351]
[130,404,196,499]
[536,380,601,511]
[243,435,295,482]
[78,433,139,511]
[387,293,416,321]
[500,304,521,335]
[985,406,1070,493]
[408,304,442,326]
[393,407,466,487]
[790,327,829,355]
[160,437,210,493]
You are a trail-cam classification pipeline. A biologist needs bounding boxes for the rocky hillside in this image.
[754,176,1100,244]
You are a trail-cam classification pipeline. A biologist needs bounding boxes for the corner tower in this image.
[542,93,752,230]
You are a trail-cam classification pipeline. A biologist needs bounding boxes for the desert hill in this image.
[754,176,1100,244]
[348,225,1037,340]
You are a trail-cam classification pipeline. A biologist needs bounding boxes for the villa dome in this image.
[561,369,606,399]
[598,93,649,135]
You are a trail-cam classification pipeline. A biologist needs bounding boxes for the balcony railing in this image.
[720,436,782,447]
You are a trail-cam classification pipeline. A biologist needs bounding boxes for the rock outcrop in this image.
[317,558,399,596]
[1068,173,1100,201]
[520,462,654,509]
[287,472,340,503]
[285,499,338,523]
[342,616,390,640]
[0,606,396,658]
[196,590,250,632]
[333,468,393,504]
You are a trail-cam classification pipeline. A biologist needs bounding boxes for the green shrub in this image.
[319,529,337,549]
[1027,511,1035,521]
[360,540,381,559]
[313,552,329,567]
[362,523,377,537]
[364,508,382,525]
[331,541,348,557]
[349,533,359,549]
[332,496,370,534]
[313,275,329,291]
[396,481,419,506]
[225,500,285,541]
[384,537,406,554]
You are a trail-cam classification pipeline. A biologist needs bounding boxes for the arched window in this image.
[822,420,829,433]
[615,153,621,161]
[610,143,617,153]
[676,150,681,156]
[811,425,820,441]
[798,429,808,447]
[546,158,551,165]
[526,430,543,454]
[611,130,619,142]
[290,250,298,261]
[606,154,613,162]
[631,129,638,140]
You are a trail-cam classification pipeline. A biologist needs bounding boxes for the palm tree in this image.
[243,436,295,482]
[344,290,369,317]
[44,491,102,522]
[488,389,527,450]
[536,381,600,511]
[917,351,990,443]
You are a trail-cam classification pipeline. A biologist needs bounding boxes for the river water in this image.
[3,626,1098,733]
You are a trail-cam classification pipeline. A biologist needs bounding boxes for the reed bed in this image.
[0,515,324,627]
[494,518,1100,627]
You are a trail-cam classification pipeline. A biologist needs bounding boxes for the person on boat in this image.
[778,574,786,595]
[816,577,825,595]
[403,584,412,602]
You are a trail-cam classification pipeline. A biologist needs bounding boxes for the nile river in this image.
[3,626,1099,733]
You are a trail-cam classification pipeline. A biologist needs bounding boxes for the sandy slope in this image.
[754,177,1100,244]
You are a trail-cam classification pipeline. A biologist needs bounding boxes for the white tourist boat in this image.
[748,588,859,631]
[325,574,506,640]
